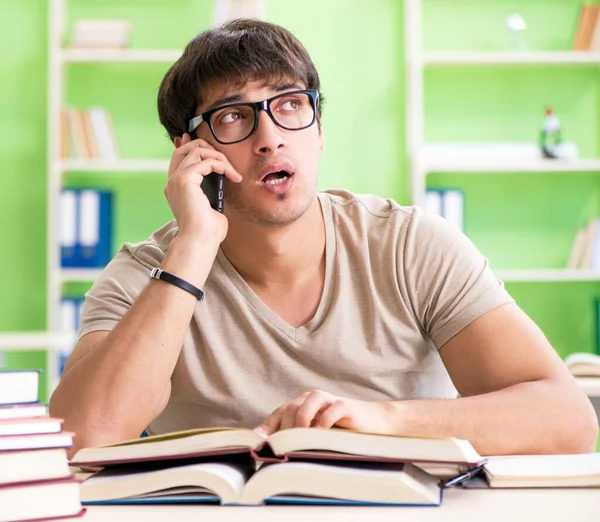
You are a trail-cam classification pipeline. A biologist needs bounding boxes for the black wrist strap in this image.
[150,268,205,301]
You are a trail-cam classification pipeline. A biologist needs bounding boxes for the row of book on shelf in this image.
[424,189,464,232]
[61,108,119,161]
[567,217,600,270]
[424,187,600,273]
[60,189,112,268]
[0,357,598,517]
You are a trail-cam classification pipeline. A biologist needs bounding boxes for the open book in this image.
[80,458,442,506]
[564,352,600,377]
[483,453,600,488]
[70,426,484,468]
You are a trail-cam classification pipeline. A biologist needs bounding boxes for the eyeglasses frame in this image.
[187,88,319,145]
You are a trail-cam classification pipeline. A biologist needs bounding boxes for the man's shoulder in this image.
[320,189,416,223]
[117,220,179,269]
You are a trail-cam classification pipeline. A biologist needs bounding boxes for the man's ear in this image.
[318,127,325,156]
[174,132,192,149]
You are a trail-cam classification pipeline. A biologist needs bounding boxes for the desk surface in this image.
[81,487,600,522]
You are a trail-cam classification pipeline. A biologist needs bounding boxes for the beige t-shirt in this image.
[79,189,513,435]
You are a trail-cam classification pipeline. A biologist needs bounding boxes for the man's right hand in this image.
[166,133,242,246]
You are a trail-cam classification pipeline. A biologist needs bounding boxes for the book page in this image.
[102,427,247,447]
[71,428,264,466]
[240,460,440,506]
[485,453,600,478]
[81,460,254,504]
[265,427,482,465]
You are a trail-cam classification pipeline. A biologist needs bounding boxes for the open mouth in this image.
[260,170,293,186]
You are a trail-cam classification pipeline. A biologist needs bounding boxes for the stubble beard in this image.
[225,180,317,228]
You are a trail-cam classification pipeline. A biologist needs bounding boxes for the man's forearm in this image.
[386,378,598,455]
[50,237,215,450]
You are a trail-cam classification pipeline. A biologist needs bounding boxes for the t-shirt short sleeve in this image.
[78,244,160,339]
[401,208,514,349]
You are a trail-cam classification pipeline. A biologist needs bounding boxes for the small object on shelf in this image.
[69,19,131,50]
[212,0,268,26]
[539,107,566,159]
[505,13,527,52]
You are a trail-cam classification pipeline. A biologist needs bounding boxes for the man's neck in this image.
[220,197,326,289]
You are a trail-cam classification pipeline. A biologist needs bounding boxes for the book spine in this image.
[77,190,113,267]
[60,190,78,268]
[574,4,599,51]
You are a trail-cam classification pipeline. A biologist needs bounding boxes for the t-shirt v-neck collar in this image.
[216,193,336,342]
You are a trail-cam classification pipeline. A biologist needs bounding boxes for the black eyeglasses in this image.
[188,89,319,145]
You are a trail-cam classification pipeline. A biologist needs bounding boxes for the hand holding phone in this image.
[166,134,241,242]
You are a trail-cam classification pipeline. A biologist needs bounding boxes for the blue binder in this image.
[60,189,113,268]
[58,297,84,376]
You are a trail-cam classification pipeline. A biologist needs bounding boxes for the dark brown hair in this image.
[157,18,324,141]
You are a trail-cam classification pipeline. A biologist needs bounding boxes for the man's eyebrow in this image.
[272,82,303,92]
[205,93,245,112]
[204,83,304,112]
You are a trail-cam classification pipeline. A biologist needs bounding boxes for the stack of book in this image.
[0,369,84,521]
[71,426,600,506]
[72,427,486,506]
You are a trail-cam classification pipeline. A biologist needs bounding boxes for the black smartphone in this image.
[201,173,225,213]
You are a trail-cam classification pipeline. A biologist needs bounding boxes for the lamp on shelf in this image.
[505,13,527,52]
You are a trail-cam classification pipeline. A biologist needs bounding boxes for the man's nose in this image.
[252,110,286,155]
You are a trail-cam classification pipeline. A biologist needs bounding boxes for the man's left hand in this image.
[254,390,395,437]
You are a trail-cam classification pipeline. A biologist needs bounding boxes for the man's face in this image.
[194,80,324,228]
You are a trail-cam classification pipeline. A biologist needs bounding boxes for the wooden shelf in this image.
[59,159,170,173]
[0,332,75,351]
[61,49,182,63]
[60,268,103,283]
[423,51,600,66]
[494,270,600,283]
[423,158,600,174]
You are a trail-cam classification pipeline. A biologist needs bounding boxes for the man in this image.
[50,19,598,457]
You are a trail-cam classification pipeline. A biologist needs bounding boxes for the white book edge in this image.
[88,108,118,161]
[60,191,77,249]
[79,191,100,248]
